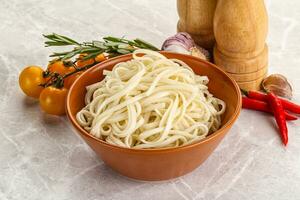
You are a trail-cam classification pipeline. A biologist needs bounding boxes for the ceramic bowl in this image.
[66,52,242,181]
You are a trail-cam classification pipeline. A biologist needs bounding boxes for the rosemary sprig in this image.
[44,33,159,61]
[42,33,160,89]
[43,33,80,46]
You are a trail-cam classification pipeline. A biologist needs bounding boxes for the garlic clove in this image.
[162,32,196,52]
[162,32,211,61]
[174,32,196,50]
[190,46,210,61]
[262,74,293,99]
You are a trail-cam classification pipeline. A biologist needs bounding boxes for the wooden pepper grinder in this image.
[213,0,269,91]
[177,0,217,50]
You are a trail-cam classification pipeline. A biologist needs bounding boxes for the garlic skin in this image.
[162,32,210,61]
[163,44,191,55]
[162,32,195,51]
[190,46,210,61]
[262,74,293,99]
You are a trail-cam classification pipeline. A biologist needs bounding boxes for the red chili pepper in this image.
[245,90,300,114]
[267,92,288,146]
[242,97,297,121]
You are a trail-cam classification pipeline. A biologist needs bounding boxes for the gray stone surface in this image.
[1,0,300,199]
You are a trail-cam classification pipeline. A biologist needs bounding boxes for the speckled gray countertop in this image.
[1,0,300,199]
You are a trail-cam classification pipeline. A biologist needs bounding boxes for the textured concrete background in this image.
[1,0,300,199]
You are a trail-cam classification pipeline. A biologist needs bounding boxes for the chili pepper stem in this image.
[240,89,249,96]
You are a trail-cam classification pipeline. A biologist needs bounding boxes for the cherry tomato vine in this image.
[18,33,159,115]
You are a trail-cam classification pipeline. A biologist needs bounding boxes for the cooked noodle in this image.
[76,49,226,149]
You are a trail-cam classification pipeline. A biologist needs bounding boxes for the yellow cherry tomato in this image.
[76,54,95,68]
[48,61,75,75]
[95,53,107,63]
[64,72,83,89]
[19,66,46,98]
[39,87,68,115]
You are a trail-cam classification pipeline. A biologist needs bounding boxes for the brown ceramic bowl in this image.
[66,52,241,181]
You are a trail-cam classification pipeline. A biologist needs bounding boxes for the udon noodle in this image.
[76,49,225,149]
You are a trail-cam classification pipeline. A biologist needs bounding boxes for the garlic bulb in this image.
[262,74,293,99]
[162,32,210,61]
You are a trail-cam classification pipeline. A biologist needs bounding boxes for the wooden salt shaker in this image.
[177,0,217,50]
[213,0,269,91]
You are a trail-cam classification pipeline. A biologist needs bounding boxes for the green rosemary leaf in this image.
[61,49,82,60]
[45,41,74,47]
[116,49,132,54]
[92,41,108,49]
[44,33,79,47]
[127,41,136,46]
[61,53,76,60]
[105,48,121,55]
[44,35,62,42]
[104,41,126,47]
[104,37,137,47]
[81,51,104,60]
[49,54,63,58]
[116,44,130,49]
[134,39,159,50]
[80,48,102,54]
[49,54,66,57]
[103,36,124,43]
[83,42,93,46]
[52,33,80,45]
[44,34,70,46]
[43,34,57,40]
[49,50,73,57]
[81,46,101,51]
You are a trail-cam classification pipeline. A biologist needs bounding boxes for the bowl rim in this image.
[66,51,242,153]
